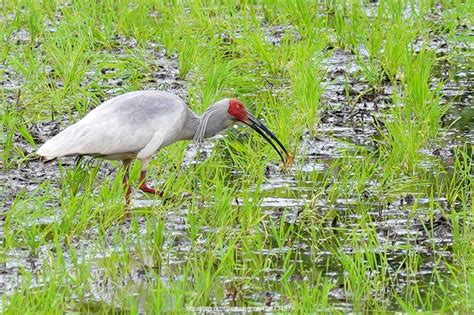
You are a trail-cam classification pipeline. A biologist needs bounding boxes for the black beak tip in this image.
[245,115,292,168]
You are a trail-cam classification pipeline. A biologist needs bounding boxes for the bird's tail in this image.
[37,127,76,161]
[39,155,57,163]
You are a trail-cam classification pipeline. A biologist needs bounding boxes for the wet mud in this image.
[1,8,473,312]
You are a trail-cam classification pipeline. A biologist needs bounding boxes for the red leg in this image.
[139,170,164,197]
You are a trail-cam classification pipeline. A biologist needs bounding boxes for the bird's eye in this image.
[236,104,241,109]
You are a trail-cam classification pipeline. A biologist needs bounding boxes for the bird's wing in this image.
[137,132,165,160]
[37,117,153,159]
[37,91,188,159]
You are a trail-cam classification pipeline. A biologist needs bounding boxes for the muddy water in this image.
[1,19,473,314]
[441,50,474,145]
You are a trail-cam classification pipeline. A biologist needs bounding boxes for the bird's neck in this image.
[181,106,230,142]
[179,110,201,141]
[179,109,213,141]
[182,106,230,142]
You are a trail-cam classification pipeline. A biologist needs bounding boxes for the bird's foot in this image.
[139,183,164,197]
[139,182,192,201]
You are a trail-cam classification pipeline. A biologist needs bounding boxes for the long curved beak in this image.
[242,113,289,164]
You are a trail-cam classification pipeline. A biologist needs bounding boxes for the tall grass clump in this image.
[288,42,326,135]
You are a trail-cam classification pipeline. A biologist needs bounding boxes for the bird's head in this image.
[195,98,292,167]
[228,99,248,122]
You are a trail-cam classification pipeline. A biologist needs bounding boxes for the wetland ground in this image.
[1,0,473,313]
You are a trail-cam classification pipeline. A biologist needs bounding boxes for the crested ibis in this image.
[37,91,291,203]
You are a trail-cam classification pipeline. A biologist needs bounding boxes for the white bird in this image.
[37,91,290,203]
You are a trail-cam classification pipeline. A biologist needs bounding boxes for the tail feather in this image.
[37,125,80,160]
[39,156,57,163]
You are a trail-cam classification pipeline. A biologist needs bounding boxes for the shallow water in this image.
[1,7,473,313]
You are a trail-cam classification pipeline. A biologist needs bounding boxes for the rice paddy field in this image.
[1,0,473,313]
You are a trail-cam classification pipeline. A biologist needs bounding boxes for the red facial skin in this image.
[228,99,249,122]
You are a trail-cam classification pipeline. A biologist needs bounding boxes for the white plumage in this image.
[38,91,188,161]
[37,90,289,203]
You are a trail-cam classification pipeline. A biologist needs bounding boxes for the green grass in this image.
[1,0,473,313]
